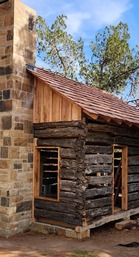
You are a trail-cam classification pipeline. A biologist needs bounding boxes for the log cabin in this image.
[27,66,139,238]
[0,0,139,239]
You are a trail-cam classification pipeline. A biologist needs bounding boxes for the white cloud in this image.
[66,13,91,34]
[87,0,132,29]
[22,0,132,34]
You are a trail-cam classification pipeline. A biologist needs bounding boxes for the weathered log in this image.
[114,136,139,147]
[85,196,112,209]
[60,191,84,204]
[128,200,139,209]
[85,187,112,198]
[88,123,139,139]
[34,209,82,226]
[60,159,77,168]
[128,183,139,193]
[128,147,139,156]
[86,132,114,145]
[128,192,139,202]
[85,154,112,165]
[86,175,112,186]
[60,168,77,180]
[37,138,76,148]
[128,156,139,166]
[34,198,77,214]
[34,120,86,129]
[34,127,86,138]
[128,166,139,174]
[60,196,84,205]
[85,206,112,218]
[128,175,139,183]
[85,145,112,154]
[85,165,112,175]
[60,180,77,192]
[60,148,76,159]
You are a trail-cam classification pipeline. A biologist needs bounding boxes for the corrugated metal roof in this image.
[27,67,139,126]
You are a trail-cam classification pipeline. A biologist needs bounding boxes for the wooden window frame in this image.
[112,144,128,213]
[34,146,60,202]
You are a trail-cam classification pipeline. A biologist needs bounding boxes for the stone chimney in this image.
[0,0,36,237]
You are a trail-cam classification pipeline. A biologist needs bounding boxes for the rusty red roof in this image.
[27,67,139,126]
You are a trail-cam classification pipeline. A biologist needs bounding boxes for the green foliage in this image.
[36,16,139,96]
[37,15,85,80]
[80,22,139,94]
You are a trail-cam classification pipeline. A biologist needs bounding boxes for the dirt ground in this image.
[0,223,139,257]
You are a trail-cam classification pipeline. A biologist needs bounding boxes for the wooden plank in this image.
[40,82,44,122]
[86,175,112,186]
[52,91,62,122]
[34,79,41,123]
[61,97,72,121]
[71,103,81,120]
[43,84,52,122]
[34,147,40,197]
[57,147,60,202]
[122,146,128,210]
[33,78,37,123]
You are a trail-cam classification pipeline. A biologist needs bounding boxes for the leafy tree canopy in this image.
[37,15,85,80]
[36,16,139,98]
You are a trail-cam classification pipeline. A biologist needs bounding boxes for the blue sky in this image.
[22,0,139,100]
[22,0,139,45]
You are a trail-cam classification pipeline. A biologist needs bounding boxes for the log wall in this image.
[86,122,139,219]
[33,119,139,227]
[34,120,87,226]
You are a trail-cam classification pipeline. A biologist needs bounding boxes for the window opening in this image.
[113,145,128,212]
[39,147,59,200]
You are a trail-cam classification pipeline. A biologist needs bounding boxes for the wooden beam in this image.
[83,110,98,120]
[75,207,139,233]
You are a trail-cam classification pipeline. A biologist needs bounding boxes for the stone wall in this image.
[0,0,36,237]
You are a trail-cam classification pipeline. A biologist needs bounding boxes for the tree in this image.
[37,17,139,98]
[36,15,85,80]
[80,22,139,94]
